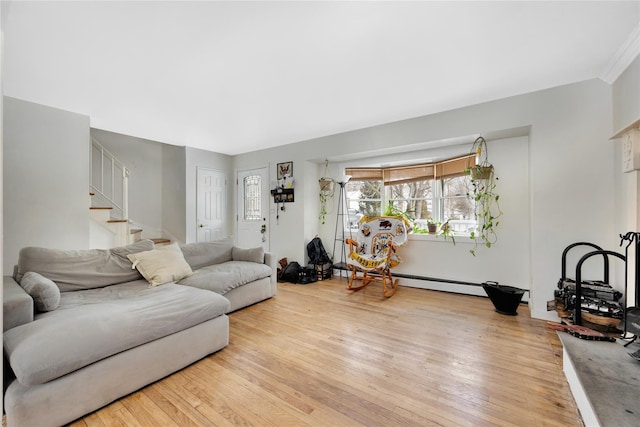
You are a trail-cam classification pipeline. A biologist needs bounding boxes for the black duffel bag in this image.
[280,261,302,283]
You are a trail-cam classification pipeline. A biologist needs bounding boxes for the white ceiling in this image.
[3,1,639,155]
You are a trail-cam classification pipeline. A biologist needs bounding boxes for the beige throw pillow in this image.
[127,243,193,287]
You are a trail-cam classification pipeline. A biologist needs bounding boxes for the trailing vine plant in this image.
[319,159,335,225]
[439,220,456,245]
[319,189,333,224]
[465,136,503,256]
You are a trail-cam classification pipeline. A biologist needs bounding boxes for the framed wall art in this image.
[277,161,293,179]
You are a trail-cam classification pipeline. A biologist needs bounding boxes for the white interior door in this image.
[236,167,269,251]
[196,167,226,242]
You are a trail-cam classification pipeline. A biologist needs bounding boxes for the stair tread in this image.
[107,219,128,223]
[90,206,113,210]
[130,229,143,234]
[151,238,171,244]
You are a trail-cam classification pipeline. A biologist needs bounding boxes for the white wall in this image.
[88,219,115,249]
[3,97,90,272]
[325,136,532,297]
[185,147,233,243]
[91,129,210,244]
[612,55,640,308]
[91,128,164,238]
[69,130,234,245]
[234,78,616,320]
[612,56,640,132]
[161,143,186,243]
[3,74,625,321]
[234,148,310,264]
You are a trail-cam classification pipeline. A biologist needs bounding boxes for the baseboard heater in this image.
[391,272,483,288]
[334,262,530,307]
[333,262,481,287]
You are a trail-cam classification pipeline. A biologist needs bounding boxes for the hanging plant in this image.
[319,177,335,193]
[465,136,503,256]
[319,189,333,224]
[319,160,335,225]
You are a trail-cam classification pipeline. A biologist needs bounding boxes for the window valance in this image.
[346,153,476,185]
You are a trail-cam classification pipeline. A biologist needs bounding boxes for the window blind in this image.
[344,168,383,181]
[345,153,476,184]
[435,154,476,179]
[382,164,435,185]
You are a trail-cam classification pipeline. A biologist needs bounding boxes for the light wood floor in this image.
[68,278,583,427]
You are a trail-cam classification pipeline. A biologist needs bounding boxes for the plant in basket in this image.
[465,136,503,256]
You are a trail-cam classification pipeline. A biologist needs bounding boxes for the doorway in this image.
[196,167,226,242]
[236,167,269,251]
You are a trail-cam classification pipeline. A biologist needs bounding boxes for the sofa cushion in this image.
[232,246,264,264]
[15,240,154,292]
[178,261,272,294]
[3,280,230,386]
[180,237,233,270]
[3,277,34,331]
[127,243,193,287]
[19,272,60,312]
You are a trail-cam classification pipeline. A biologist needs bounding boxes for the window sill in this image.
[344,229,473,244]
[407,233,474,244]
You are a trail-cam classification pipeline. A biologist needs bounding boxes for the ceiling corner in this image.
[600,25,640,84]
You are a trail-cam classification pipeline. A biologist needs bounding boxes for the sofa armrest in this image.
[264,252,277,285]
[4,276,34,331]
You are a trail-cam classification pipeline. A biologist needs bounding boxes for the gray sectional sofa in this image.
[3,237,276,427]
[179,237,277,313]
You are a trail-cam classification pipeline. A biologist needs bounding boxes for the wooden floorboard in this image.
[67,279,583,426]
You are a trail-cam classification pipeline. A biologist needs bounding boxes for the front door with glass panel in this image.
[236,167,269,251]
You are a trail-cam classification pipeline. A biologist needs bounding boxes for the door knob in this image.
[199,224,204,228]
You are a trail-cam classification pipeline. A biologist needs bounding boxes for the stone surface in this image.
[560,333,640,426]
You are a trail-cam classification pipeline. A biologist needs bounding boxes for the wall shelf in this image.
[271,188,294,203]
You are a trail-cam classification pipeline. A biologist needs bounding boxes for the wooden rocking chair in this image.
[345,216,409,297]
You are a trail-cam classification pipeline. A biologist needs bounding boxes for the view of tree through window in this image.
[441,176,476,233]
[389,181,433,219]
[346,175,477,234]
[346,180,382,217]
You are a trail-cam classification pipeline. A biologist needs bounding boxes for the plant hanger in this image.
[466,136,503,255]
[319,159,335,224]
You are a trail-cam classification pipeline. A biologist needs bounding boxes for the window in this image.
[346,180,382,228]
[345,154,477,235]
[388,181,433,221]
[243,175,262,220]
[439,175,476,233]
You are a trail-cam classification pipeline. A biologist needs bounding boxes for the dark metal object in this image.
[557,279,622,302]
[482,281,526,315]
[625,308,640,341]
[332,267,495,289]
[561,242,609,284]
[620,232,640,306]
[390,272,484,287]
[619,232,640,344]
[556,242,623,328]
[332,181,352,280]
[574,250,625,326]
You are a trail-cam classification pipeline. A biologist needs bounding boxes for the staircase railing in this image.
[90,137,129,220]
